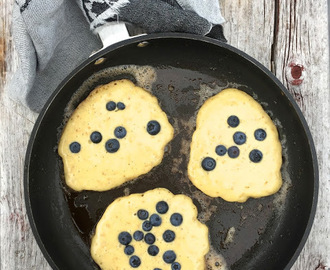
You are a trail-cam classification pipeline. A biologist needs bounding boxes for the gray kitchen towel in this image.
[8,0,225,112]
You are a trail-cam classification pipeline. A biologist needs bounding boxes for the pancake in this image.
[188,88,282,202]
[91,188,209,270]
[58,79,174,191]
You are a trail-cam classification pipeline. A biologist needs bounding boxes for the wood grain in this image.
[1,0,329,269]
[0,1,50,269]
[1,0,7,90]
[274,1,330,269]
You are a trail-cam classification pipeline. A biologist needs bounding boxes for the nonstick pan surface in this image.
[25,33,318,270]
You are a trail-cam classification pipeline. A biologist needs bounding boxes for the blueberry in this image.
[144,233,156,244]
[148,245,159,256]
[129,255,141,268]
[215,145,227,156]
[170,213,183,226]
[249,149,263,163]
[228,146,240,158]
[106,101,116,111]
[254,129,267,141]
[117,102,126,110]
[114,126,127,139]
[133,230,144,241]
[233,132,246,145]
[124,245,134,255]
[150,214,162,226]
[147,120,161,135]
[90,131,102,143]
[227,115,240,127]
[163,230,175,242]
[118,232,132,245]
[172,262,181,270]
[105,138,120,153]
[201,157,216,171]
[142,221,153,231]
[163,250,176,264]
[156,201,169,214]
[137,209,149,220]
[69,142,81,153]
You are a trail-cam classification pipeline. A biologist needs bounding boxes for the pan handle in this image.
[91,22,146,56]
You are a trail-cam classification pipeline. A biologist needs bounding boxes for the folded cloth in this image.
[8,0,225,112]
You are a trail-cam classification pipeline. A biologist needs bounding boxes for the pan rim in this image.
[24,32,319,270]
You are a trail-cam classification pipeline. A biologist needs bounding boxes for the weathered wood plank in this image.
[0,1,51,269]
[221,0,276,70]
[274,1,330,269]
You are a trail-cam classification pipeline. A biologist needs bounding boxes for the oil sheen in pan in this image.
[57,64,291,270]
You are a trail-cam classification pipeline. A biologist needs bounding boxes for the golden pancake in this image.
[58,79,174,191]
[188,88,282,202]
[91,188,209,270]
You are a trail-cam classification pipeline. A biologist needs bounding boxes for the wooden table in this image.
[1,1,329,269]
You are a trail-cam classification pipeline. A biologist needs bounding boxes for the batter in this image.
[58,79,174,191]
[188,88,283,202]
[91,188,209,270]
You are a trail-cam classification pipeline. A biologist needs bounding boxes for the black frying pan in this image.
[24,33,318,270]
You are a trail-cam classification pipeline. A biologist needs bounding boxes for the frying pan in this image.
[24,33,318,270]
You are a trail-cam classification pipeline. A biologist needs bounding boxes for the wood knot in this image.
[286,62,305,86]
[291,65,303,79]
[314,262,327,270]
